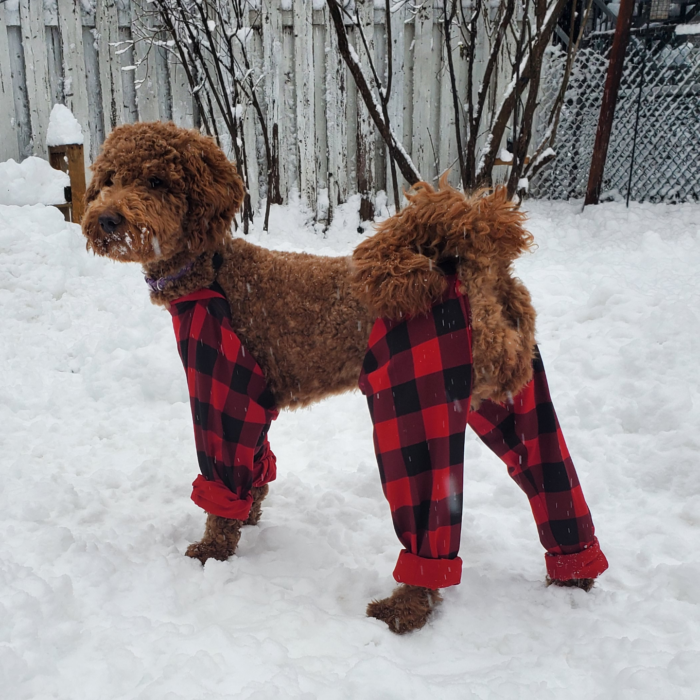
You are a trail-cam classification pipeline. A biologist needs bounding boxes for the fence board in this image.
[293,0,316,210]
[0,11,20,162]
[131,0,162,123]
[281,26,296,199]
[439,20,460,187]
[118,26,138,124]
[96,0,125,133]
[312,16,327,218]
[20,0,52,154]
[325,9,347,212]
[412,6,434,183]
[356,0,375,216]
[56,0,91,177]
[263,0,283,202]
[82,25,106,161]
[386,1,405,203]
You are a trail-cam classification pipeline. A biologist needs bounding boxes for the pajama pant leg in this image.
[467,347,609,581]
[361,283,608,588]
[359,280,472,589]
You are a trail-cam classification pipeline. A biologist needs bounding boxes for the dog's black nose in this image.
[98,212,123,234]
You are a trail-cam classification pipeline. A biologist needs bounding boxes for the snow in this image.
[1,191,700,698]
[499,148,513,163]
[675,23,700,36]
[0,157,69,206]
[46,104,84,147]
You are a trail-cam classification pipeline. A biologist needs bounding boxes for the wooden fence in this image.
[1,0,490,213]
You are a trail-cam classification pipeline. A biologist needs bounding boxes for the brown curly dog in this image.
[82,121,546,635]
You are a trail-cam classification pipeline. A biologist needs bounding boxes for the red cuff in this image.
[393,550,462,589]
[191,475,253,520]
[252,437,277,487]
[545,537,609,581]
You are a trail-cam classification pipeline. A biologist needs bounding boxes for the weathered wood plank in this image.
[82,25,106,160]
[262,0,283,202]
[0,7,20,162]
[19,0,52,154]
[293,0,316,210]
[7,26,32,159]
[345,24,358,206]
[131,0,162,123]
[95,0,125,134]
[233,26,259,212]
[412,4,433,183]
[57,0,92,178]
[46,26,65,107]
[169,54,192,128]
[385,0,405,204]
[281,26,296,200]
[312,16,327,218]
[118,26,138,124]
[355,0,375,220]
[325,7,348,211]
[439,16,460,187]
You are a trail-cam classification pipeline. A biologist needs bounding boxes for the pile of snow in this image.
[46,103,84,147]
[0,157,69,206]
[1,194,699,698]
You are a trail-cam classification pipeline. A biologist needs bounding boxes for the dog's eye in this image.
[148,177,163,189]
[104,176,113,187]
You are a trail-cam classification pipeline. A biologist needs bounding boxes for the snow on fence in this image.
[533,27,700,204]
[0,0,482,213]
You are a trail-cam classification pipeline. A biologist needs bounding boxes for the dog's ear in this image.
[180,131,246,253]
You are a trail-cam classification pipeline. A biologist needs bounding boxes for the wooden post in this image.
[48,143,87,223]
[584,0,636,206]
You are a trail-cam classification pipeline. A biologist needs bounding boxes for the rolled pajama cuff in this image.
[393,550,463,590]
[191,475,253,520]
[545,537,609,581]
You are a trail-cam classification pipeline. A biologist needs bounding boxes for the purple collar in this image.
[145,261,195,293]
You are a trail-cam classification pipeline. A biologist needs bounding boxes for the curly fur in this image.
[82,122,544,634]
[366,585,443,634]
[351,175,537,405]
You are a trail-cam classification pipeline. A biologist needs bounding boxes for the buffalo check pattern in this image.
[468,348,608,582]
[359,278,473,589]
[169,288,278,521]
[360,279,608,589]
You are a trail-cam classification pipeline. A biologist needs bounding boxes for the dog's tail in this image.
[351,175,533,320]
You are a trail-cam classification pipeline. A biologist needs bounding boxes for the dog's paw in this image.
[366,584,442,634]
[186,514,243,564]
[185,540,235,565]
[546,576,596,592]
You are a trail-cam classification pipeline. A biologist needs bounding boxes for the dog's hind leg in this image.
[186,514,243,564]
[245,484,269,526]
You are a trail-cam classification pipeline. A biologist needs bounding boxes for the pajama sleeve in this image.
[169,289,278,521]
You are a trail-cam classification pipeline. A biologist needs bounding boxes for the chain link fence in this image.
[532,28,700,203]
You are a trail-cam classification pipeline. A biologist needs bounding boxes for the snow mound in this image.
[46,103,84,147]
[0,156,69,206]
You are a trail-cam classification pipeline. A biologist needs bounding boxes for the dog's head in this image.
[82,121,245,263]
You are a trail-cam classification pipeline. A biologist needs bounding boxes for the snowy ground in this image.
[1,192,699,699]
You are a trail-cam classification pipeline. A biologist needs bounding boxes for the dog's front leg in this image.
[186,514,243,564]
[186,485,270,564]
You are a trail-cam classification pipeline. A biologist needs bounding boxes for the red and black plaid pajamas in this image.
[359,277,608,589]
[169,287,278,521]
